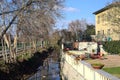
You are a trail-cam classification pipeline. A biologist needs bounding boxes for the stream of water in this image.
[28,54,61,80]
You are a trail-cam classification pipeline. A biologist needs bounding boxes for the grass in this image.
[17,52,32,61]
[103,67,120,78]
[85,56,120,78]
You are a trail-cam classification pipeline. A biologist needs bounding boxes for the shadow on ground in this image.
[0,47,54,80]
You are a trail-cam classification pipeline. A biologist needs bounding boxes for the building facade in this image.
[93,2,120,41]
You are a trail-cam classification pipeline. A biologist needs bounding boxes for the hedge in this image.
[102,41,120,54]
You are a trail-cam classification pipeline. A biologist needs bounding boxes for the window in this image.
[102,14,106,24]
[102,30,104,35]
[107,29,110,35]
[102,14,104,23]
[98,31,100,35]
[97,16,100,24]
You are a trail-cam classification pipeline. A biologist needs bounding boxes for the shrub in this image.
[102,41,120,54]
[91,63,104,66]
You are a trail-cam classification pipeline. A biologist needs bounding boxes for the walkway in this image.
[86,55,120,68]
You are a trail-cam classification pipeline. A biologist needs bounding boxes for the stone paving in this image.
[85,55,120,68]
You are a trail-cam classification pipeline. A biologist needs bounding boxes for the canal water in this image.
[28,53,61,80]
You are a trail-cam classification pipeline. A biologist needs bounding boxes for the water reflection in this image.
[28,57,60,80]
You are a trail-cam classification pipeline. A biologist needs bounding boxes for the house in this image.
[93,2,120,41]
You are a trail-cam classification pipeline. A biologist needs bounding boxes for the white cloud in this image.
[53,5,79,12]
[62,7,79,12]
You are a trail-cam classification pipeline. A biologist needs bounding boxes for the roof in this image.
[93,2,120,15]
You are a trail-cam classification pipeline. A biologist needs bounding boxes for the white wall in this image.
[78,42,98,54]
[60,52,120,80]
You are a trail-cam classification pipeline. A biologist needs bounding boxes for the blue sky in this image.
[57,0,113,29]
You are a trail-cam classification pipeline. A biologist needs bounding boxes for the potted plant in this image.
[91,63,104,69]
[92,49,95,53]
[74,55,81,64]
[75,55,81,60]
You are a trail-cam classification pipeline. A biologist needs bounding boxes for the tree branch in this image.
[0,9,19,16]
[0,0,33,39]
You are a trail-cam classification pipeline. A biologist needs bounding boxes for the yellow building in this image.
[93,2,120,41]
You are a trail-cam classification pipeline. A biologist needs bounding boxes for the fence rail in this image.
[0,44,41,58]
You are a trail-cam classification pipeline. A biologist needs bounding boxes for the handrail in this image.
[61,52,120,80]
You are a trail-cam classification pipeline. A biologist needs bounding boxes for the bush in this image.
[91,63,104,66]
[102,41,120,54]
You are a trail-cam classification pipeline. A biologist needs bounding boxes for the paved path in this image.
[85,55,120,68]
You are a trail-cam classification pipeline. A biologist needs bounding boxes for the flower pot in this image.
[75,57,81,60]
[91,63,104,69]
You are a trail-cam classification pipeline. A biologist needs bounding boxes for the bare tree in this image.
[68,19,87,41]
[0,0,64,62]
[0,0,64,39]
[59,29,74,42]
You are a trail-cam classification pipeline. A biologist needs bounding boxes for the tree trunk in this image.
[4,41,8,63]
[1,39,6,61]
[29,41,32,57]
[3,34,11,63]
[23,42,26,53]
[32,40,36,52]
[7,34,15,63]
[13,35,17,62]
